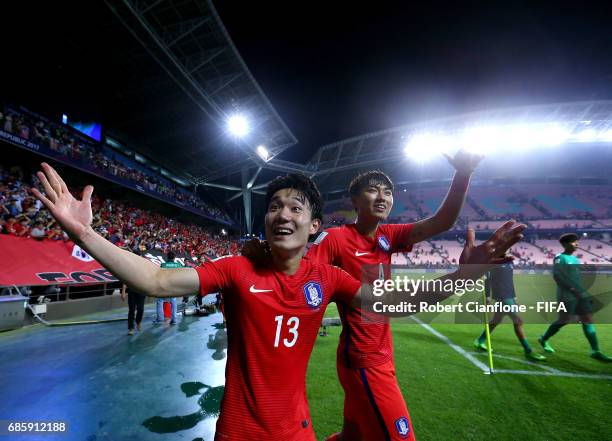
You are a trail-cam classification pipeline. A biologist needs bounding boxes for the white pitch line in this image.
[468,351,562,373]
[492,369,612,380]
[409,316,490,373]
[409,316,612,380]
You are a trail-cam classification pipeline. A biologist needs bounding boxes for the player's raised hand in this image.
[458,220,526,278]
[30,162,94,242]
[443,149,484,176]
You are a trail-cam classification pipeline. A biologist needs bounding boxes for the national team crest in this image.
[378,235,391,252]
[72,245,94,262]
[395,416,410,438]
[303,282,323,308]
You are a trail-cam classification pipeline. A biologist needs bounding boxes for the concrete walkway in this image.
[0,308,226,441]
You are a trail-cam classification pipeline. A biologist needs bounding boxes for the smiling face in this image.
[352,182,394,222]
[265,188,321,256]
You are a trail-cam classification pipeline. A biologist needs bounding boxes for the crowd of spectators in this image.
[0,106,232,223]
[0,165,239,259]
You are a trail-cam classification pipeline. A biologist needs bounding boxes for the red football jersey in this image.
[307,223,414,368]
[196,255,360,440]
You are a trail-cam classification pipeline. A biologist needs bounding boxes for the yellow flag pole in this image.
[482,288,494,374]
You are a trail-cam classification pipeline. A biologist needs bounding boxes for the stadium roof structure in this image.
[105,0,301,184]
[6,4,612,232]
[306,100,612,195]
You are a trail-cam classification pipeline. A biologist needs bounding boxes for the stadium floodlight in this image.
[403,119,606,158]
[461,126,500,154]
[460,123,571,152]
[572,128,598,143]
[501,124,535,150]
[404,133,453,162]
[256,145,270,161]
[221,228,227,236]
[537,124,571,146]
[227,114,250,138]
[598,130,612,142]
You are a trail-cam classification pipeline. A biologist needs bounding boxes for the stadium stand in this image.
[510,242,551,266]
[528,184,611,218]
[598,218,612,227]
[322,183,612,268]
[432,240,464,265]
[391,253,410,265]
[528,219,602,229]
[0,106,232,224]
[409,241,448,267]
[574,239,612,264]
[0,164,239,259]
[390,192,425,223]
[468,185,544,218]
[412,187,481,219]
[468,220,512,231]
[534,239,612,265]
[324,199,355,225]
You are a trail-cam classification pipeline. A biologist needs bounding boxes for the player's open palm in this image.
[443,149,484,175]
[459,220,525,278]
[31,162,93,241]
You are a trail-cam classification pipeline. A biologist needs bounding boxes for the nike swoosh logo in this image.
[249,285,273,293]
[355,251,370,256]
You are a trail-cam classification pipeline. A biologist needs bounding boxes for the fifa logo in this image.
[303,282,323,308]
[395,417,410,437]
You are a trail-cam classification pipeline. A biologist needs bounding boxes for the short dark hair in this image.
[559,233,578,245]
[349,170,394,198]
[265,174,323,221]
[167,251,176,261]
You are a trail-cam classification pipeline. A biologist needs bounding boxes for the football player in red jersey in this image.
[245,150,482,441]
[315,150,482,441]
[32,162,521,441]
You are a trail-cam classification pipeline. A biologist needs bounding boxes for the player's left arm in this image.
[352,221,525,316]
[408,150,483,244]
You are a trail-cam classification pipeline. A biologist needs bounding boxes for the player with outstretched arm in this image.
[31,162,524,440]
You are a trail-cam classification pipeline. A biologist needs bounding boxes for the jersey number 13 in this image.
[274,315,300,348]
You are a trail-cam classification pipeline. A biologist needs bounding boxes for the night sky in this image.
[2,1,612,165]
[215,0,612,161]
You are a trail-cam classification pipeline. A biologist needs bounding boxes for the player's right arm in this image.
[31,163,199,297]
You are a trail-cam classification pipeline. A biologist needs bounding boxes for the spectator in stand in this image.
[16,218,30,237]
[46,224,67,241]
[5,217,19,235]
[8,199,21,217]
[2,106,233,220]
[30,222,46,241]
[1,164,239,256]
[3,113,12,132]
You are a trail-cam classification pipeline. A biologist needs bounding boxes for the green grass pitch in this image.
[309,273,612,440]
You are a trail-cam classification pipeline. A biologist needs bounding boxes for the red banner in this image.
[0,235,202,286]
[0,235,117,286]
